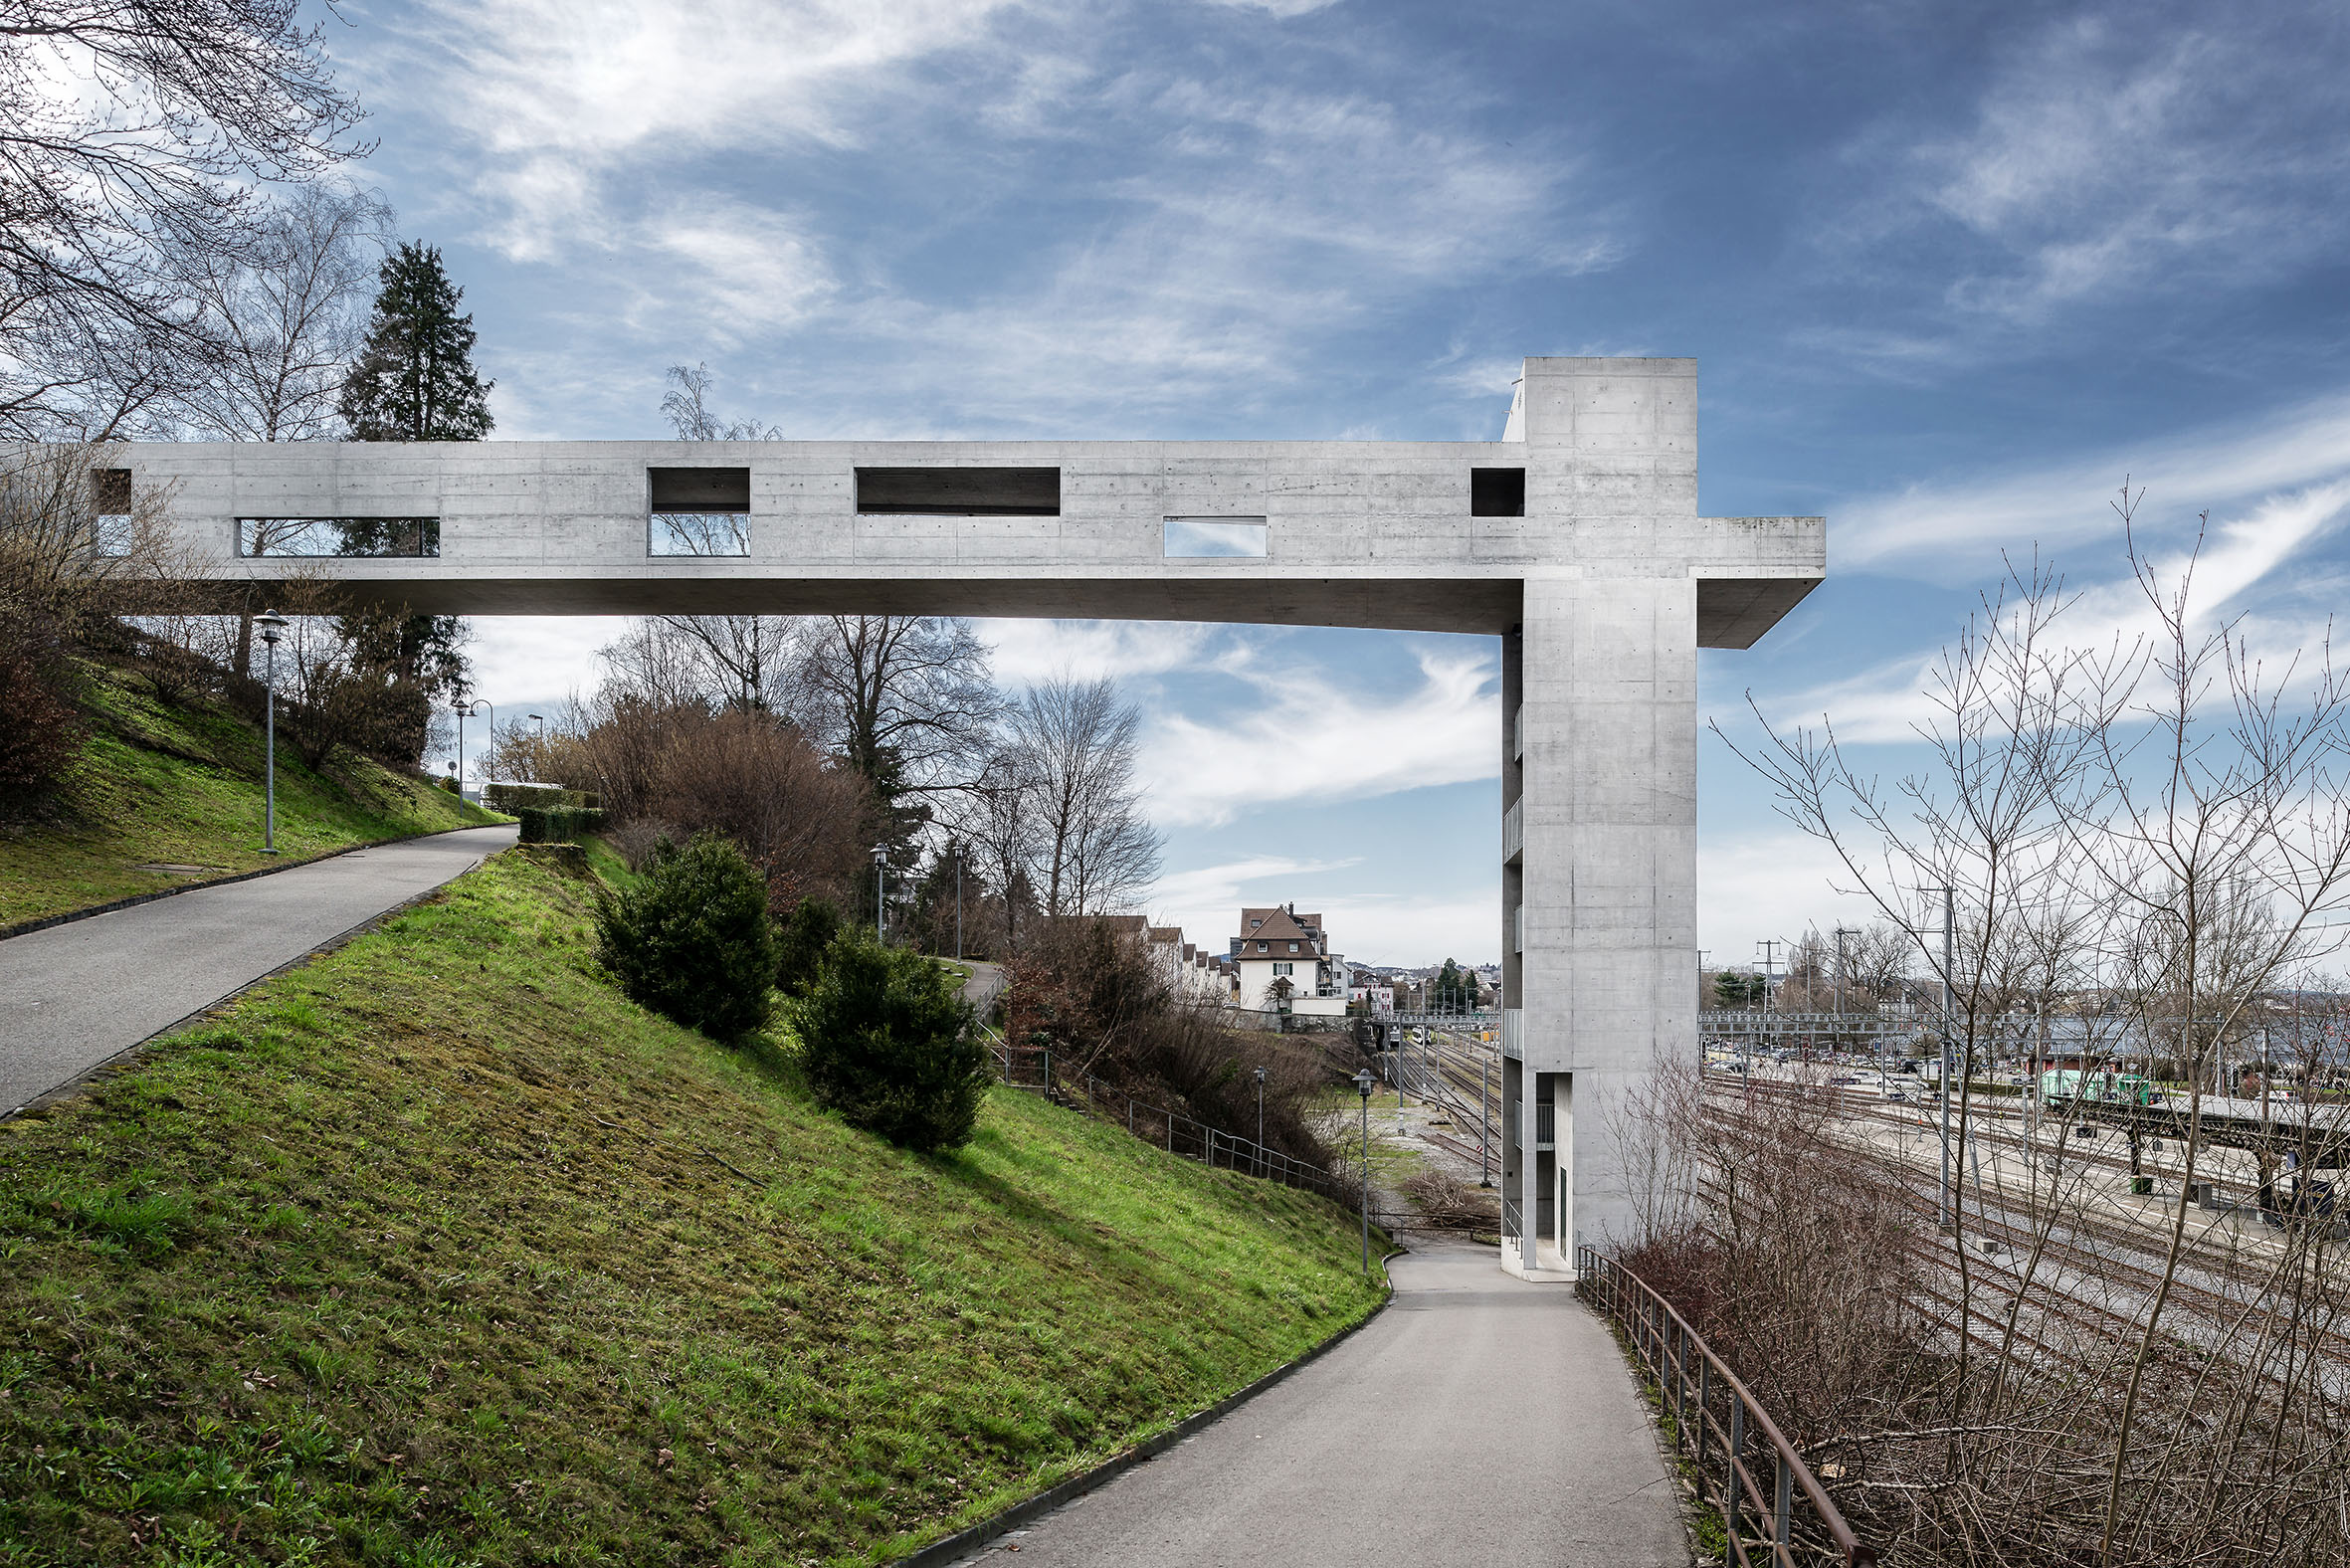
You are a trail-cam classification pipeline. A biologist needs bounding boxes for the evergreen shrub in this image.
[798,935,987,1151]
[776,895,842,996]
[593,834,776,1043]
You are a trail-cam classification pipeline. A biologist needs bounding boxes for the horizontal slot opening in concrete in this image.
[238,517,441,557]
[648,466,751,512]
[1471,467,1525,517]
[1163,517,1269,558]
[856,466,1059,515]
[649,513,750,557]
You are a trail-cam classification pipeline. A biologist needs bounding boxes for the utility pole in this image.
[1479,1052,1492,1188]
[954,840,963,962]
[873,844,887,942]
[1753,938,1782,1080]
[1924,885,1955,1231]
[1833,926,1856,1019]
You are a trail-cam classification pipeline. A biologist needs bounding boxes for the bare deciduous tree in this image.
[168,184,393,443]
[0,1,366,436]
[998,675,1161,919]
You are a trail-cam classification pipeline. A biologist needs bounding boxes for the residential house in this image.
[1229,904,1347,1017]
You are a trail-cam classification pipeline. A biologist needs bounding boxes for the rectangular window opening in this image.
[1471,467,1525,517]
[648,466,751,513]
[1163,517,1269,558]
[856,466,1059,516]
[90,469,134,554]
[649,514,751,557]
[238,517,441,558]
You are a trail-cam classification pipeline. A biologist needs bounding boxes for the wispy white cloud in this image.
[1912,17,2350,320]
[650,203,836,335]
[1141,644,1497,826]
[1776,482,2350,744]
[1837,393,2350,572]
[1697,827,1881,968]
[1150,854,1361,916]
[375,0,1613,434]
[981,619,1216,686]
[395,0,1017,257]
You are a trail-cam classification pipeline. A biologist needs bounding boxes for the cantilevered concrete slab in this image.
[122,356,1826,1265]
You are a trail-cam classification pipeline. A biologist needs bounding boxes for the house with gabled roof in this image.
[1229,903,1347,1016]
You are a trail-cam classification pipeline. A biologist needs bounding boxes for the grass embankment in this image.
[0,664,503,928]
[0,850,1385,1565]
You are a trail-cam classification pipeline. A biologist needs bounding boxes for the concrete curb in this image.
[0,821,508,944]
[900,1244,1409,1567]
[1,848,504,1122]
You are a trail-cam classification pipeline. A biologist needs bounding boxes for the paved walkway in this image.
[0,826,517,1114]
[956,1238,1687,1567]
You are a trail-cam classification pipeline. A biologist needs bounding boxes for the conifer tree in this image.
[336,243,494,442]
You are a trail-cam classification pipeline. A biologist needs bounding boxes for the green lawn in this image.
[0,850,1385,1566]
[0,666,502,928]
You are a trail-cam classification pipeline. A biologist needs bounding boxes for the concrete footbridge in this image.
[118,354,1826,1276]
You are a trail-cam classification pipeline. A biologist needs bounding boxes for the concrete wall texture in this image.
[126,355,1826,1271]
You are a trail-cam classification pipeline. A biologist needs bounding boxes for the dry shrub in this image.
[0,620,82,806]
[1006,916,1333,1172]
[1401,1167,1496,1231]
[653,710,868,911]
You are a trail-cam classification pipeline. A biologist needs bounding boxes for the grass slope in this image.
[0,851,1384,1566]
[0,664,502,928]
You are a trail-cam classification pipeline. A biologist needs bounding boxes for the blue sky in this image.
[325,0,2350,966]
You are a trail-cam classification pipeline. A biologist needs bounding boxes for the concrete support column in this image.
[1515,573,1697,1250]
[1519,1073,1539,1274]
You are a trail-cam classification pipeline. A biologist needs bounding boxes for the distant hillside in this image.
[0,849,1384,1565]
[0,661,501,928]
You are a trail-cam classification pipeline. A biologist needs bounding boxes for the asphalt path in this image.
[956,1238,1687,1567]
[0,826,517,1114]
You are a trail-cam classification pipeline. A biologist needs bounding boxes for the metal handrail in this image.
[1577,1247,1876,1568]
[986,1038,1392,1218]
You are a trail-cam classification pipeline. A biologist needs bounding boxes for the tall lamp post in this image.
[254,610,287,853]
[1254,1065,1266,1177]
[873,844,887,942]
[1353,1069,1375,1275]
[452,697,492,801]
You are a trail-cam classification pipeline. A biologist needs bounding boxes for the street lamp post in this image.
[1353,1069,1375,1275]
[1254,1066,1266,1177]
[452,697,492,801]
[873,844,887,942]
[954,839,963,962]
[254,610,287,853]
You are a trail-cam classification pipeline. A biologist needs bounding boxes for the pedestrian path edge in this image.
[907,1246,1410,1568]
[0,822,512,943]
[2,845,501,1121]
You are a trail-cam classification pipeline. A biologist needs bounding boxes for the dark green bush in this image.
[593,834,776,1043]
[776,895,843,996]
[798,935,987,1151]
[515,804,605,843]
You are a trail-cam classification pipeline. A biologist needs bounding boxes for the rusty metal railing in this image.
[1577,1248,1877,1568]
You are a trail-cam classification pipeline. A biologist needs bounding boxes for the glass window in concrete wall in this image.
[648,466,751,556]
[238,517,441,557]
[1163,517,1269,557]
